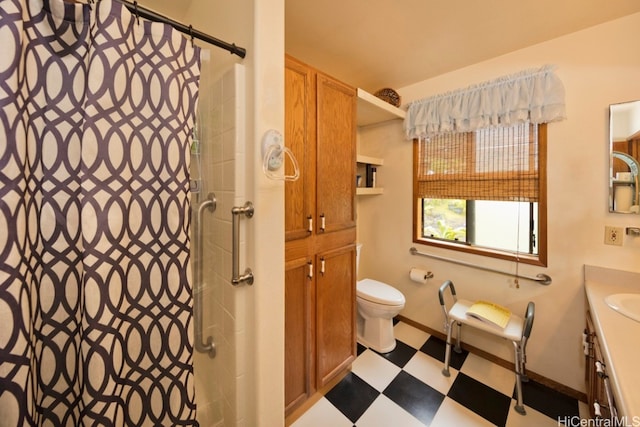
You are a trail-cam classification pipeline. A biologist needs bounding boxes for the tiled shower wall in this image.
[193,61,249,427]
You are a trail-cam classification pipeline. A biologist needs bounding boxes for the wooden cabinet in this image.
[284,58,315,242]
[585,310,618,421]
[284,56,356,240]
[315,246,356,388]
[315,74,357,234]
[284,55,357,415]
[285,256,313,411]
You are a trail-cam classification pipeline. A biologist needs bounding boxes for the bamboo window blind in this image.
[415,122,540,202]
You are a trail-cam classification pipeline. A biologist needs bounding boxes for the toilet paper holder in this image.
[410,267,434,283]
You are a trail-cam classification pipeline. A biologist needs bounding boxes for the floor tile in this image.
[518,379,580,421]
[420,335,469,370]
[294,321,580,427]
[357,342,367,356]
[354,394,426,427]
[373,339,417,368]
[447,372,512,426]
[460,352,516,397]
[290,397,353,427]
[429,397,496,427]
[402,350,458,396]
[394,321,430,349]
[383,371,445,426]
[505,403,562,427]
[325,371,379,423]
[351,349,402,392]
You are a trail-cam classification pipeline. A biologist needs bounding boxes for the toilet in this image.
[356,244,406,353]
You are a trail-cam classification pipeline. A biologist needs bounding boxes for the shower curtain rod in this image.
[117,0,247,58]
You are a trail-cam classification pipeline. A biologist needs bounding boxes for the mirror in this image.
[609,100,640,214]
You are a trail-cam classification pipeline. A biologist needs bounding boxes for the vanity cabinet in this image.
[284,55,357,415]
[585,310,618,421]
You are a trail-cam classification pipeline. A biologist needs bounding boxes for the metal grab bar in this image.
[409,247,552,285]
[195,193,217,358]
[231,202,254,286]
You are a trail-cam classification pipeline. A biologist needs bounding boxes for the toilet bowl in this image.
[355,244,406,353]
[356,279,406,352]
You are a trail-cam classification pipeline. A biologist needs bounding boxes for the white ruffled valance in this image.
[404,65,566,139]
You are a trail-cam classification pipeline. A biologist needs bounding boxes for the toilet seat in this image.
[357,278,405,306]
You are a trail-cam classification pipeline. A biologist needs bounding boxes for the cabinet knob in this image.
[307,261,313,279]
[319,214,326,232]
[307,215,313,233]
[320,257,325,275]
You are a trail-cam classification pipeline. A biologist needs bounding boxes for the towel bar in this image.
[231,202,254,286]
[410,247,551,285]
[194,193,216,358]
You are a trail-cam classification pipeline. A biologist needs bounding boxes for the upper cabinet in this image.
[356,88,405,127]
[284,58,316,241]
[316,74,357,233]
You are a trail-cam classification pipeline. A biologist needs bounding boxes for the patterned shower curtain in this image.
[0,0,201,425]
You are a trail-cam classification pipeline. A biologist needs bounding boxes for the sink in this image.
[605,293,640,322]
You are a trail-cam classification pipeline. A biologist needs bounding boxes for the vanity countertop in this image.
[584,265,640,419]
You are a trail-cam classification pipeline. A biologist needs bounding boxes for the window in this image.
[413,122,547,266]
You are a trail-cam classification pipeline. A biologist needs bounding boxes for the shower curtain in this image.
[0,0,201,425]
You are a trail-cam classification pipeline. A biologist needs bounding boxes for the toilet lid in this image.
[357,278,405,306]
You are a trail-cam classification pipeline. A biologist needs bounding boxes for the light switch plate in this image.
[604,226,624,246]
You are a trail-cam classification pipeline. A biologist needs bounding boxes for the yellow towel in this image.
[466,300,512,329]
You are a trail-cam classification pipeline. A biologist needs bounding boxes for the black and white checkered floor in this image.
[292,321,587,427]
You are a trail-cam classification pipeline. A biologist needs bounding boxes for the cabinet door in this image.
[285,57,316,242]
[585,311,616,420]
[285,256,314,413]
[315,74,356,234]
[585,313,598,417]
[316,245,356,388]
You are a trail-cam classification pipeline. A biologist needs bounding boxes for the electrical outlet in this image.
[604,226,624,246]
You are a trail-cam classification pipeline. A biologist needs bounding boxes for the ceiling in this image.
[285,0,640,92]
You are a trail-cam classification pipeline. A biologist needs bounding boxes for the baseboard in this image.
[396,315,587,403]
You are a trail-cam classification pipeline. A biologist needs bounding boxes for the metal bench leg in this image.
[442,319,456,377]
[513,341,526,415]
[454,321,462,353]
[520,340,529,383]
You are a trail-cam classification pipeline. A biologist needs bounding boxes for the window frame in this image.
[412,124,548,267]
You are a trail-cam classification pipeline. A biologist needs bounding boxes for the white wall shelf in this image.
[356,154,384,166]
[356,187,384,196]
[356,88,405,127]
[356,89,403,196]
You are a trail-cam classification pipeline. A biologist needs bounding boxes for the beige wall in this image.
[357,12,640,393]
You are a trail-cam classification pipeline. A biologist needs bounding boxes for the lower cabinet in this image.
[285,255,313,413]
[585,310,618,421]
[316,246,357,388]
[285,244,356,415]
